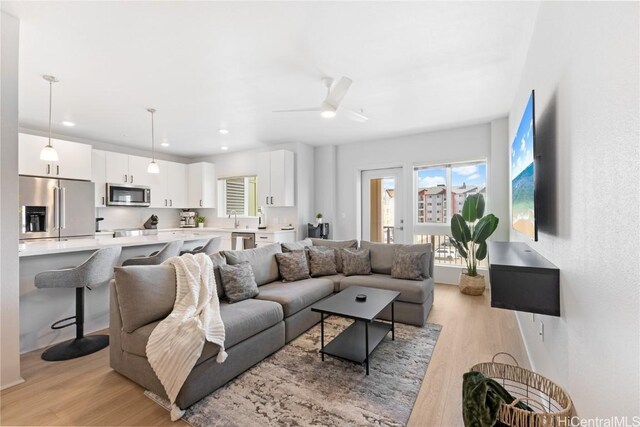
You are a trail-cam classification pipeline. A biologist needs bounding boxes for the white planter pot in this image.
[198,223,204,228]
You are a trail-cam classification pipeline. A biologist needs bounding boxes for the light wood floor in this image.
[1,284,529,426]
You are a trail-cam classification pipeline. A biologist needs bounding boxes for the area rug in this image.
[146,316,442,427]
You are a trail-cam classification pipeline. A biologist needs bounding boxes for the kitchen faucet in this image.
[229,210,240,229]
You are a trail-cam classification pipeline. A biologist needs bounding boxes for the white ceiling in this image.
[2,1,539,157]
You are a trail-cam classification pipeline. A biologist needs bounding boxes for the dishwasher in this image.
[231,232,256,250]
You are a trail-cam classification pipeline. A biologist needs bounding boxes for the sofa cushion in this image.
[359,241,395,274]
[219,262,259,303]
[210,252,227,298]
[307,246,338,277]
[341,248,372,276]
[114,265,176,333]
[122,298,283,365]
[254,278,333,317]
[310,239,357,273]
[339,274,433,304]
[322,273,346,292]
[391,249,426,280]
[360,241,432,278]
[223,243,281,286]
[275,251,310,282]
[281,238,312,252]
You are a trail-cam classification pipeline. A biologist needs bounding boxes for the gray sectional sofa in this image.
[110,239,434,411]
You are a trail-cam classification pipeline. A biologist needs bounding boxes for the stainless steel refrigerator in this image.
[19,176,95,242]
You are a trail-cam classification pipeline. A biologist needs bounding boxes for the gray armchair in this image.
[122,240,183,266]
[34,246,121,361]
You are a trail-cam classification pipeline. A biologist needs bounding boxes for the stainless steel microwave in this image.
[106,183,151,207]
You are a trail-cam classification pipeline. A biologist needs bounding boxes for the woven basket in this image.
[470,353,573,427]
[459,272,485,295]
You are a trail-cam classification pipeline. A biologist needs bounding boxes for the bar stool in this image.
[122,240,183,266]
[180,237,221,256]
[34,246,121,361]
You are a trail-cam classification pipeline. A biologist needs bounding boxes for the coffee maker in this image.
[180,210,197,228]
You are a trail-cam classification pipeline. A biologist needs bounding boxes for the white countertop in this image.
[155,227,296,234]
[18,231,223,257]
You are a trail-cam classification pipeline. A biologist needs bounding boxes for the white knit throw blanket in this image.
[147,253,227,421]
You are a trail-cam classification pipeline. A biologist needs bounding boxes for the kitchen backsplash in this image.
[96,207,183,230]
[96,206,295,230]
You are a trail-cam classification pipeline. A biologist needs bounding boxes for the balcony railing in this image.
[414,234,487,268]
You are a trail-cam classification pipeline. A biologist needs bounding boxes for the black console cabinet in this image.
[488,242,560,317]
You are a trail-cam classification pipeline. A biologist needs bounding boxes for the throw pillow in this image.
[281,238,313,252]
[391,249,425,280]
[310,238,358,273]
[307,246,338,277]
[341,248,372,276]
[275,250,310,282]
[219,261,259,303]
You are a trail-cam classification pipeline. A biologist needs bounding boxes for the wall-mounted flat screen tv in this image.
[511,90,537,241]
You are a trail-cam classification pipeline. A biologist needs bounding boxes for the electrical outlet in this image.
[538,321,544,342]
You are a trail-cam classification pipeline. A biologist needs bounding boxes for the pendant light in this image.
[40,75,59,161]
[147,108,160,174]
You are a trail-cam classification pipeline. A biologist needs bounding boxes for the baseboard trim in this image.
[1,377,25,390]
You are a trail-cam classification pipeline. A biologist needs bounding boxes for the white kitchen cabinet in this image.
[92,150,107,207]
[128,155,153,186]
[188,162,216,208]
[105,152,130,184]
[18,133,92,180]
[149,159,168,208]
[257,150,294,207]
[167,162,188,208]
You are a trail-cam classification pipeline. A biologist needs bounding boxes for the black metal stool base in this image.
[41,335,109,361]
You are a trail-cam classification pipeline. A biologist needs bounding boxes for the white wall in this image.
[314,145,338,238]
[0,11,24,389]
[509,2,639,417]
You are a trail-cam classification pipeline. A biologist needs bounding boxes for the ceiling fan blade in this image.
[272,107,321,113]
[342,108,369,122]
[324,76,352,109]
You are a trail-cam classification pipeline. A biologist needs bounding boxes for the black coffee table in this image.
[310,286,400,375]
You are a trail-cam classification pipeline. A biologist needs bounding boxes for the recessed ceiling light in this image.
[62,121,75,127]
[221,146,229,151]
[219,128,229,135]
[161,142,170,147]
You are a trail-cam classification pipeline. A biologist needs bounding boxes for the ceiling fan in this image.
[273,76,368,122]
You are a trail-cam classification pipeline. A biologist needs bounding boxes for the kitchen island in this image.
[19,231,222,353]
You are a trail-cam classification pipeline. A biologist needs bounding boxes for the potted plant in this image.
[315,212,323,225]
[196,216,206,228]
[449,194,499,296]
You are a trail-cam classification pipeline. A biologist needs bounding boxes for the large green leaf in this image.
[451,214,471,244]
[472,214,499,243]
[461,194,478,222]
[449,237,468,259]
[476,241,488,260]
[475,194,486,218]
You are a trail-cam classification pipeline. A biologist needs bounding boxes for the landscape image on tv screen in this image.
[511,92,536,240]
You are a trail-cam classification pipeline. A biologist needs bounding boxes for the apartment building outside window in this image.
[414,161,488,266]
